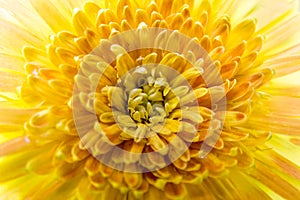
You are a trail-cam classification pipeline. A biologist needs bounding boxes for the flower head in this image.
[1,0,300,199]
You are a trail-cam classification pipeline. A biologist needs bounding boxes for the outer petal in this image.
[0,0,52,48]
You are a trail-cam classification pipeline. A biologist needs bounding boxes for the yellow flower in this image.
[1,0,300,199]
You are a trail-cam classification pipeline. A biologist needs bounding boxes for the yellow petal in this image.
[30,0,74,33]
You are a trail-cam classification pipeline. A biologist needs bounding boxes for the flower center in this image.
[126,68,171,124]
[110,64,184,142]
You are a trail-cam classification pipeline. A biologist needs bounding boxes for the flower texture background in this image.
[1,0,300,199]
